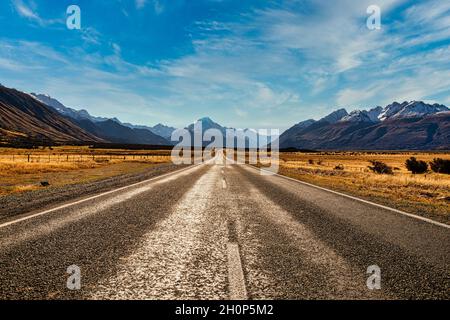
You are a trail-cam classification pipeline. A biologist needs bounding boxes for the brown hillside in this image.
[0,86,102,144]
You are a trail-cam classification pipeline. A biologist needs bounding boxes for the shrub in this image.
[405,157,428,174]
[334,164,344,170]
[368,160,393,174]
[308,159,314,165]
[430,158,450,174]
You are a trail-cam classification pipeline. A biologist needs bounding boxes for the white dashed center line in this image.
[226,219,247,300]
[227,242,247,300]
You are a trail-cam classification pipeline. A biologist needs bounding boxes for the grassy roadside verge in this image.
[0,161,170,195]
[0,146,171,196]
[0,162,185,222]
[258,152,450,225]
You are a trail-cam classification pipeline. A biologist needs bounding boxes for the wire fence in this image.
[0,154,171,163]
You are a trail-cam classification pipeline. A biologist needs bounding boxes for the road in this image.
[0,154,449,300]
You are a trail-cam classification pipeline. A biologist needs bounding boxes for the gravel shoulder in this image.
[0,162,187,222]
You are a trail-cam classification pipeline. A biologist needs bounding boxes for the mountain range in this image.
[279,101,450,150]
[185,117,276,148]
[31,93,176,140]
[0,84,448,150]
[30,92,275,147]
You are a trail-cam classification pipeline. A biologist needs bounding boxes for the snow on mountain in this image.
[377,101,448,121]
[334,101,448,123]
[340,106,383,123]
[378,102,408,121]
[387,101,448,119]
[187,117,229,133]
[185,117,276,147]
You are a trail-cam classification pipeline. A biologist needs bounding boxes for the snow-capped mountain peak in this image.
[188,117,228,134]
[324,101,447,124]
[378,101,408,121]
[340,106,383,123]
[388,101,448,119]
[377,101,448,121]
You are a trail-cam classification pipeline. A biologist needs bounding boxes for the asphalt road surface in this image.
[0,154,449,300]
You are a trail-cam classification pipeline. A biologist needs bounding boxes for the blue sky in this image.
[0,0,449,130]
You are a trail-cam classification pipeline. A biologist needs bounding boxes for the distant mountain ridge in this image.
[72,118,169,146]
[31,93,176,140]
[185,117,276,147]
[120,122,176,140]
[279,101,450,150]
[30,93,111,123]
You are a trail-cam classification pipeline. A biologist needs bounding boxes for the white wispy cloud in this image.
[13,0,40,21]
[12,0,62,26]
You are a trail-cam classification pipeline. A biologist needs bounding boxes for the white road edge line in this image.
[227,243,248,300]
[0,164,201,229]
[245,164,450,230]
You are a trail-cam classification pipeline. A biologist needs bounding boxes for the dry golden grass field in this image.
[261,151,450,222]
[0,146,171,195]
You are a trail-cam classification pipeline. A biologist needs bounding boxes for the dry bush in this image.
[368,160,393,175]
[430,158,450,174]
[405,157,428,174]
